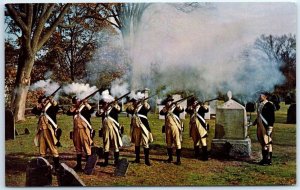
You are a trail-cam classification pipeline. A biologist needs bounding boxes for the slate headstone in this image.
[5,109,15,140]
[57,163,86,186]
[114,158,129,177]
[287,103,296,124]
[25,157,52,186]
[84,154,98,175]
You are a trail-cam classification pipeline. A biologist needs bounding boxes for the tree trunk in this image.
[11,47,35,122]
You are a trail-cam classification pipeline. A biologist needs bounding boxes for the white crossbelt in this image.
[107,116,123,147]
[196,113,206,125]
[43,102,57,129]
[259,113,268,126]
[74,104,93,130]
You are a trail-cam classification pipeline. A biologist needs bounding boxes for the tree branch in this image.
[37,4,71,50]
[32,4,55,52]
[5,4,29,35]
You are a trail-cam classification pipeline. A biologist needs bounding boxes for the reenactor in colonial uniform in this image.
[126,97,153,166]
[32,95,61,171]
[160,95,184,165]
[96,99,123,166]
[253,92,275,165]
[185,97,209,161]
[67,96,95,172]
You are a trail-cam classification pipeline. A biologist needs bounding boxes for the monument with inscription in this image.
[211,91,251,158]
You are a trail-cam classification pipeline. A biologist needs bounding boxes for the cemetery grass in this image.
[6,103,296,186]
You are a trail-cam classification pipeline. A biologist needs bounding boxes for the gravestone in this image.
[122,135,131,147]
[5,109,15,140]
[114,158,129,177]
[84,147,99,175]
[287,103,296,124]
[57,163,86,186]
[25,157,52,186]
[211,91,251,158]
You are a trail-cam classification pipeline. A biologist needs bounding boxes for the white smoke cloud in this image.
[30,79,61,99]
[127,3,296,101]
[129,91,145,100]
[62,82,99,101]
[110,78,130,97]
[100,89,115,103]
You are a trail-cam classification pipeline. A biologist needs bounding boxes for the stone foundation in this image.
[211,137,251,158]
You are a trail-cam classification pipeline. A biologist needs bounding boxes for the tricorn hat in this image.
[38,95,46,103]
[190,97,198,103]
[261,91,271,97]
[161,95,174,105]
[72,96,78,104]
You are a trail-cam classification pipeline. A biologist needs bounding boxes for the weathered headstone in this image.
[84,147,99,175]
[24,128,30,134]
[287,103,296,124]
[211,91,251,158]
[91,146,103,158]
[121,135,131,147]
[25,157,52,186]
[5,109,15,140]
[114,158,129,177]
[57,163,86,186]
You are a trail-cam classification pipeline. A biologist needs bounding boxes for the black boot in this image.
[74,154,83,172]
[52,156,60,175]
[194,146,200,159]
[202,146,208,161]
[103,152,109,167]
[144,148,151,166]
[134,146,140,163]
[267,152,272,165]
[114,152,119,166]
[259,150,268,166]
[53,156,60,169]
[167,148,173,163]
[175,149,181,165]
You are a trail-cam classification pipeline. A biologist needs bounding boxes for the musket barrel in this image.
[82,89,102,101]
[49,86,62,97]
[173,95,193,104]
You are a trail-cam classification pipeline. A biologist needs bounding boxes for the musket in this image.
[76,88,103,108]
[45,86,62,100]
[197,97,222,105]
[136,93,157,104]
[81,88,103,102]
[104,92,131,108]
[171,95,194,105]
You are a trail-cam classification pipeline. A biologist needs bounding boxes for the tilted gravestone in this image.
[57,163,86,186]
[84,146,100,175]
[5,109,15,140]
[25,157,52,186]
[114,158,129,177]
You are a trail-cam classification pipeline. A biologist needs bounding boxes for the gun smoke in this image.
[127,3,295,101]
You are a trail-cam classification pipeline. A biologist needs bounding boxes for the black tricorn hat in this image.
[161,95,174,105]
[38,95,46,103]
[261,91,271,97]
[72,96,78,104]
[190,97,198,103]
[128,97,137,102]
[98,99,105,105]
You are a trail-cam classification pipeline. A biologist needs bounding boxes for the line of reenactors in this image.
[32,88,275,175]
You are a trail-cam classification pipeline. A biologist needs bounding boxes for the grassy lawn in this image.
[5,103,296,186]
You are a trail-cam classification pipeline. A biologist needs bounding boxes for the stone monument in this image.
[211,91,251,158]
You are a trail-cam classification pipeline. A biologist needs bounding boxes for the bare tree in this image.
[254,34,296,96]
